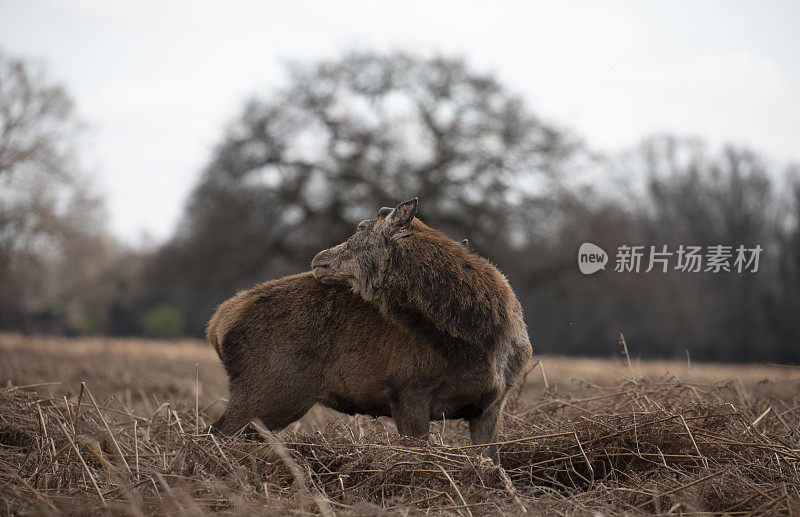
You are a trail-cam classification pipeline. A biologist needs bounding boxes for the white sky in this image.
[1,0,798,245]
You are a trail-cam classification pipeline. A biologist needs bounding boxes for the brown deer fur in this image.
[208,199,531,462]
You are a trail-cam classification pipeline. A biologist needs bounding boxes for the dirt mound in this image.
[0,379,798,515]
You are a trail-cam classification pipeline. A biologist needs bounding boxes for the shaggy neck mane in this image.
[379,220,519,349]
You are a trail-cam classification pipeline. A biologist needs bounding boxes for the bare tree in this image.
[153,51,582,332]
[0,50,108,331]
[769,170,800,362]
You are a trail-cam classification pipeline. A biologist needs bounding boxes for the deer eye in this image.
[356,222,367,232]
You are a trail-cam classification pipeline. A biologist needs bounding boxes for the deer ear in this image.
[386,198,417,229]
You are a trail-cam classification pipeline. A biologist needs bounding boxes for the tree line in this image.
[1,50,798,362]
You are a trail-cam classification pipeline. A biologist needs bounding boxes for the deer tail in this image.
[207,290,251,363]
[206,311,225,361]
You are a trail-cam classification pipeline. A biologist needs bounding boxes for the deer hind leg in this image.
[212,381,316,436]
[391,390,431,438]
[210,387,255,436]
[469,392,508,465]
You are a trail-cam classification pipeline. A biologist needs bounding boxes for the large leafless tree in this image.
[154,52,582,332]
[0,51,110,332]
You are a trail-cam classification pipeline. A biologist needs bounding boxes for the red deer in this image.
[312,198,532,461]
[208,200,530,462]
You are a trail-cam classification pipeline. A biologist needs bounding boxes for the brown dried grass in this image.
[1,370,799,515]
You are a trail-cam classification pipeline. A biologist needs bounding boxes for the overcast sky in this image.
[1,0,798,245]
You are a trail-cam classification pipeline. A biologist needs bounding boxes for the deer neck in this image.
[377,237,516,349]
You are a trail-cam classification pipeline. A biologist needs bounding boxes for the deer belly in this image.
[319,391,392,417]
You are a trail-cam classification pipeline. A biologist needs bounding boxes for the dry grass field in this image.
[1,333,798,515]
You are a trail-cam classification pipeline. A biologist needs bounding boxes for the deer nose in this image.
[311,250,330,268]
